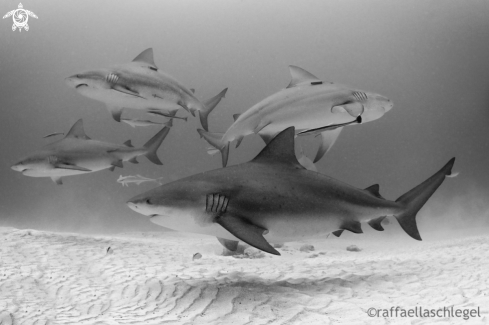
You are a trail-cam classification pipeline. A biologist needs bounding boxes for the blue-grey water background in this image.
[0,0,488,235]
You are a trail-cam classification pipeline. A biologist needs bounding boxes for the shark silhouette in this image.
[128,127,454,255]
[65,48,227,131]
[199,66,393,166]
[11,119,170,185]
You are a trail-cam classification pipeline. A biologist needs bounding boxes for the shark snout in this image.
[11,163,26,172]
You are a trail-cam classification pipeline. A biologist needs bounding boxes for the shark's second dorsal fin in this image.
[65,119,90,140]
[132,48,157,68]
[364,184,385,199]
[252,127,303,168]
[287,66,322,88]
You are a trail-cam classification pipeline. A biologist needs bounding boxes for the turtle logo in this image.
[3,3,38,32]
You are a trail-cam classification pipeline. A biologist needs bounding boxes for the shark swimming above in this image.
[121,118,172,128]
[127,127,454,255]
[65,48,227,131]
[11,119,170,185]
[199,66,393,167]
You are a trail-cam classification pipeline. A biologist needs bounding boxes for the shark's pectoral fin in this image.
[107,105,123,122]
[313,127,343,163]
[332,230,344,237]
[235,136,245,149]
[368,216,387,231]
[54,164,92,172]
[232,114,241,122]
[51,176,63,185]
[217,237,239,251]
[339,219,363,234]
[332,102,364,117]
[128,157,139,164]
[215,214,279,255]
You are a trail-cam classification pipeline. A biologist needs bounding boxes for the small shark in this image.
[11,119,170,185]
[65,48,227,131]
[117,174,163,187]
[199,66,393,166]
[127,127,454,256]
[121,118,171,128]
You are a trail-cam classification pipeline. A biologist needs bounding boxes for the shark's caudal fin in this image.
[198,88,228,131]
[197,129,230,167]
[394,158,455,240]
[142,125,171,165]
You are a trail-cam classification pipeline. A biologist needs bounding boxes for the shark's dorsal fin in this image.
[65,119,90,140]
[364,184,385,200]
[287,66,322,88]
[252,127,303,168]
[132,48,157,68]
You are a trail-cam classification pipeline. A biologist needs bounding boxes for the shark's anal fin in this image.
[108,166,116,172]
[51,176,63,185]
[107,105,123,122]
[111,160,123,169]
[257,131,275,145]
[217,237,239,251]
[215,214,279,255]
[332,230,344,237]
[123,140,134,147]
[339,219,363,234]
[368,216,387,231]
[128,157,139,164]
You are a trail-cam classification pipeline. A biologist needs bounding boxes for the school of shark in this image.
[11,48,455,255]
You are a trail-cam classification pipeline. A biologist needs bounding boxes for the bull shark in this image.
[127,127,454,255]
[199,66,393,166]
[11,119,170,185]
[65,48,227,131]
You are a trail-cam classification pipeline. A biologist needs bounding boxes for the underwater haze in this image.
[1,0,489,236]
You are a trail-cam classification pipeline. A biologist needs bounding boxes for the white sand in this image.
[0,226,487,325]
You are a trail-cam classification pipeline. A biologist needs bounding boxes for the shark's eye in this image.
[149,66,158,71]
[146,199,152,205]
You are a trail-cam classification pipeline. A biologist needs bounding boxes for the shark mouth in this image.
[75,84,88,89]
[297,116,362,136]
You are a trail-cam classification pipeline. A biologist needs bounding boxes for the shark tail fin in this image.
[394,158,455,241]
[142,126,171,165]
[197,129,230,167]
[198,88,228,131]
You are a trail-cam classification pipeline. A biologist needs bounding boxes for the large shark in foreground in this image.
[199,66,393,167]
[127,127,454,255]
[11,119,170,185]
[65,48,227,131]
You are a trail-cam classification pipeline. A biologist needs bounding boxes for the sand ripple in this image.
[0,228,487,324]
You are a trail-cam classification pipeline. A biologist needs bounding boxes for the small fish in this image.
[65,48,227,130]
[121,118,171,128]
[127,127,455,256]
[117,174,163,187]
[11,119,170,185]
[43,132,65,138]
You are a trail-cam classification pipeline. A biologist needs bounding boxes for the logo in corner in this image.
[3,3,38,32]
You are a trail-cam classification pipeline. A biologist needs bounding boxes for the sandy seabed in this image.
[0,226,487,325]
